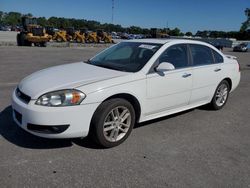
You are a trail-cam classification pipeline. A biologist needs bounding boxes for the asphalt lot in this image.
[0,31,17,42]
[0,46,250,188]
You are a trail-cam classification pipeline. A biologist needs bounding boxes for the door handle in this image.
[214,68,221,72]
[182,73,192,78]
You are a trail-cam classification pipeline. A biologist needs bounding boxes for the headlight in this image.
[35,89,86,107]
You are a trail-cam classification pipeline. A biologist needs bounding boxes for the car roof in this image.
[126,38,212,46]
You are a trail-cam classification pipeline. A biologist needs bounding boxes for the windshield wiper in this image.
[84,59,92,64]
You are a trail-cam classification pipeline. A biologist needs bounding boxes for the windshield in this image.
[89,42,162,72]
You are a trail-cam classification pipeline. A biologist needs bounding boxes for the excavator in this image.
[17,16,50,47]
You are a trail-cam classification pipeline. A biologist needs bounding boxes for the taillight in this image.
[237,62,241,72]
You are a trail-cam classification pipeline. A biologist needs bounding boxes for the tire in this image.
[24,40,32,46]
[57,37,63,42]
[40,42,47,47]
[16,34,21,46]
[209,80,230,110]
[19,33,26,46]
[88,38,94,43]
[90,98,135,148]
[76,38,82,43]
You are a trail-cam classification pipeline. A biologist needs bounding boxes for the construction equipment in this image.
[150,28,169,38]
[50,27,113,43]
[52,27,85,43]
[73,31,85,43]
[45,26,56,36]
[66,27,85,43]
[52,30,67,42]
[97,30,114,43]
[85,31,98,43]
[17,17,50,47]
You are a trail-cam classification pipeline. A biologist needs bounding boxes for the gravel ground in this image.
[0,46,250,188]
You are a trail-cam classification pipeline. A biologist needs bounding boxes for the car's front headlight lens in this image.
[35,89,86,107]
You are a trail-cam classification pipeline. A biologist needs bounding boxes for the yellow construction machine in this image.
[97,30,114,43]
[84,30,99,43]
[66,28,85,43]
[17,17,50,47]
[52,27,86,43]
[52,30,67,42]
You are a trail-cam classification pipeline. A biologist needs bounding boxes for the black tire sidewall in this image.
[211,80,230,110]
[90,98,135,148]
[16,34,21,46]
[40,42,46,47]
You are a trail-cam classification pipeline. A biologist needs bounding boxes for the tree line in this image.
[0,9,249,39]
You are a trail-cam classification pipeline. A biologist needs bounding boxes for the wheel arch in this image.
[222,77,232,91]
[102,93,142,123]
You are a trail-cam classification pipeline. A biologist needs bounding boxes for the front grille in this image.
[14,110,22,124]
[16,88,31,104]
[32,28,44,36]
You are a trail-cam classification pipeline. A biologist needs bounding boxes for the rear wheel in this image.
[210,80,230,110]
[24,40,32,46]
[19,33,26,46]
[16,34,22,46]
[90,98,135,148]
[20,33,31,46]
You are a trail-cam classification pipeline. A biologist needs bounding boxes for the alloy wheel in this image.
[103,106,131,142]
[215,83,228,107]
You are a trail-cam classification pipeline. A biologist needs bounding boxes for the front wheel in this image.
[210,80,230,110]
[40,42,47,47]
[90,98,135,148]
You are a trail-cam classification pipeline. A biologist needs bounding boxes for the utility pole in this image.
[112,0,114,24]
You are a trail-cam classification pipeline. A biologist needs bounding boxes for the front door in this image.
[145,44,192,117]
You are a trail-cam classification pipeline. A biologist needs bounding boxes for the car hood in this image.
[18,62,128,99]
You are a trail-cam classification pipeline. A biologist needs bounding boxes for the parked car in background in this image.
[120,32,129,39]
[211,42,224,51]
[0,26,11,31]
[233,43,248,52]
[12,39,241,148]
[111,32,120,39]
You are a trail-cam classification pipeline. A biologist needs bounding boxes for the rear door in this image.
[189,44,223,104]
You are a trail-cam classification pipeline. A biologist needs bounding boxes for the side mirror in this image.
[155,62,175,72]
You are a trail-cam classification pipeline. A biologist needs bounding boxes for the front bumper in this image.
[11,89,100,139]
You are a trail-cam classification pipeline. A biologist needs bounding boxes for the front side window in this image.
[190,44,214,66]
[89,42,162,72]
[158,44,189,69]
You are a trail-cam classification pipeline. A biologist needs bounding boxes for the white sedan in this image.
[12,39,241,147]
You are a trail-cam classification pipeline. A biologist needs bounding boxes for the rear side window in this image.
[212,50,224,63]
[190,44,214,66]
